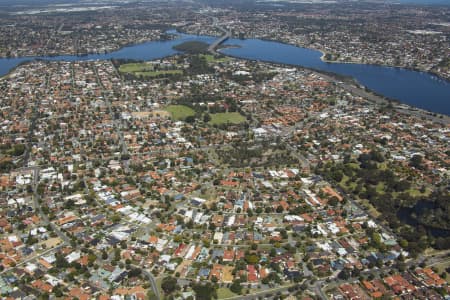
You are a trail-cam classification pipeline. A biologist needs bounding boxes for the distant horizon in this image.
[399,0,450,5]
[0,0,449,5]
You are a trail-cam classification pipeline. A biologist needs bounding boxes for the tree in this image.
[276,205,284,213]
[185,115,196,123]
[409,154,423,169]
[9,144,25,156]
[337,269,351,280]
[328,196,339,207]
[270,248,277,257]
[0,159,14,172]
[193,282,217,300]
[230,280,242,294]
[55,253,69,268]
[120,240,127,249]
[128,267,142,278]
[53,285,63,297]
[245,254,259,265]
[161,276,179,294]
[26,232,38,246]
[186,220,194,229]
[111,214,121,223]
[397,262,406,272]
[371,232,382,249]
[88,253,97,264]
[399,239,408,249]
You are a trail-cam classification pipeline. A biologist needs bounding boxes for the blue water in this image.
[220,38,450,115]
[1,31,449,115]
[0,33,215,74]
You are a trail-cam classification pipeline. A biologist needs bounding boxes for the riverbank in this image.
[234,33,450,84]
[0,30,449,118]
[219,50,450,125]
[318,50,450,84]
[318,62,450,123]
[311,69,450,125]
[190,26,449,119]
[202,27,450,84]
[0,59,33,80]
[0,29,182,64]
[196,28,450,84]
[315,65,450,125]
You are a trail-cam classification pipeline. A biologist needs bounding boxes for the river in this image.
[220,38,450,115]
[0,31,449,115]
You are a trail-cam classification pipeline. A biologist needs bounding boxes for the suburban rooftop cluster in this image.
[0,5,205,57]
[185,4,450,81]
[0,51,448,299]
[0,2,448,80]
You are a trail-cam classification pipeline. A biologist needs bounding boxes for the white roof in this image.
[66,251,81,263]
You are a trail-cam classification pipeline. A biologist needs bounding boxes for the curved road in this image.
[141,269,160,300]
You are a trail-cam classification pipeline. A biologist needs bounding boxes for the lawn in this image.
[378,162,388,170]
[155,277,163,297]
[199,188,218,201]
[361,199,381,218]
[119,62,151,73]
[407,187,431,197]
[135,70,182,77]
[375,182,385,194]
[209,112,246,125]
[119,62,182,78]
[339,174,357,190]
[217,287,236,299]
[165,105,196,120]
[200,54,230,63]
[347,162,360,169]
[429,258,450,284]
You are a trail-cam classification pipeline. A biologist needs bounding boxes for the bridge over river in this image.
[207,16,231,53]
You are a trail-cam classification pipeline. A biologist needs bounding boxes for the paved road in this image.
[92,64,130,174]
[21,73,72,247]
[312,281,328,300]
[0,244,65,275]
[207,16,231,54]
[142,269,160,300]
[285,144,309,170]
[225,283,298,300]
[32,168,72,245]
[4,73,72,276]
